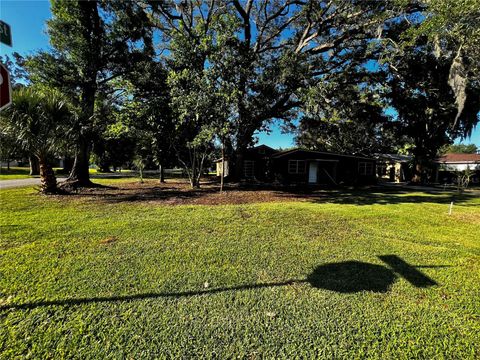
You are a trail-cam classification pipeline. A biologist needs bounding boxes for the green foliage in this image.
[0,88,73,160]
[9,0,478,183]
[442,143,478,154]
[117,46,175,173]
[165,10,237,187]
[401,0,480,74]
[0,87,75,192]
[23,0,155,183]
[0,129,23,164]
[381,21,480,182]
[142,0,408,178]
[92,132,136,173]
[297,70,398,155]
[0,53,28,86]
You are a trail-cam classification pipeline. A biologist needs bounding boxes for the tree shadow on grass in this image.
[98,186,219,203]
[60,184,479,206]
[61,182,221,203]
[58,181,119,194]
[274,188,479,206]
[0,256,446,311]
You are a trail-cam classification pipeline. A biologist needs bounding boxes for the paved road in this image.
[0,178,66,190]
[0,173,132,190]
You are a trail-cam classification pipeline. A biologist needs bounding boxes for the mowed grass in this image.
[0,182,479,359]
[0,167,32,180]
[0,167,131,180]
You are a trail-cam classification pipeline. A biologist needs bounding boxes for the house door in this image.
[308,162,318,183]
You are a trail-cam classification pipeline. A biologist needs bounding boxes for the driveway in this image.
[0,178,66,190]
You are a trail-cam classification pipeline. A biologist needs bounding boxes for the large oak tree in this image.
[25,0,153,187]
[139,0,408,178]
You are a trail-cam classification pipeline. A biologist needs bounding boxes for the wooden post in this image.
[220,137,225,193]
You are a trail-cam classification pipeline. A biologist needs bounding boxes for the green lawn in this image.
[0,167,33,180]
[0,182,479,358]
[0,167,132,180]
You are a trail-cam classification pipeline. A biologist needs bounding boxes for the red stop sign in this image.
[0,64,12,110]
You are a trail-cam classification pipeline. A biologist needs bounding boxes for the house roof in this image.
[245,144,279,155]
[435,153,480,164]
[252,144,277,152]
[271,148,374,161]
[214,144,277,162]
[376,154,412,163]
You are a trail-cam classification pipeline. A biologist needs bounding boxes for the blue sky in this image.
[1,0,478,149]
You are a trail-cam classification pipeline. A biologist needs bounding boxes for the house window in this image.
[258,148,265,154]
[244,160,255,178]
[359,161,374,176]
[288,160,306,174]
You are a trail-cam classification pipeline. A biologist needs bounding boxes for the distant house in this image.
[375,154,412,183]
[434,153,480,184]
[215,157,230,178]
[218,145,377,185]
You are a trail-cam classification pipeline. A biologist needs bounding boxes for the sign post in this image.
[0,20,13,110]
[0,64,12,111]
[0,20,12,47]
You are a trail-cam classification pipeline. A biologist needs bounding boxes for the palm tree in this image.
[1,88,73,193]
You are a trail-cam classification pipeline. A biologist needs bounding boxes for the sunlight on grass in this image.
[0,167,32,180]
[0,184,479,358]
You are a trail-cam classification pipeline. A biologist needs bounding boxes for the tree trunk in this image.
[38,156,57,194]
[412,155,426,184]
[233,128,253,181]
[190,176,200,189]
[65,1,101,187]
[7,160,10,171]
[220,138,225,192]
[63,157,74,173]
[29,155,40,175]
[412,164,422,183]
[159,164,165,183]
[66,135,92,186]
[192,147,196,188]
[234,150,246,182]
[190,146,200,189]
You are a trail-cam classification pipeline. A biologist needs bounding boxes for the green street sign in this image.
[0,20,12,47]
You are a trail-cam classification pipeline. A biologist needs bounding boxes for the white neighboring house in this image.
[435,153,480,184]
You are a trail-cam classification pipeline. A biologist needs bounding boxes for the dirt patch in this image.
[100,236,118,245]
[51,179,478,207]
[60,180,313,206]
[450,211,480,224]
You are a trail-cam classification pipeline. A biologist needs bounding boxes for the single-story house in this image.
[375,154,412,183]
[217,145,377,185]
[434,153,480,184]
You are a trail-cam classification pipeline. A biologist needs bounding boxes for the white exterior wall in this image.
[440,163,480,171]
[216,160,229,177]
